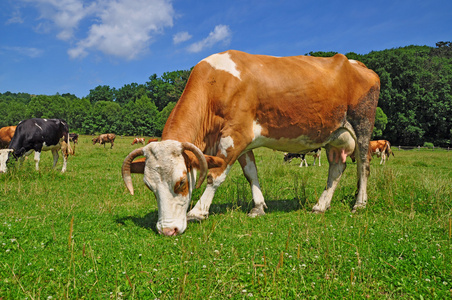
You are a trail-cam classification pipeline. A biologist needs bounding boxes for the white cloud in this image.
[29,0,95,41]
[24,0,175,59]
[69,0,174,59]
[6,10,24,25]
[2,46,44,58]
[173,31,192,44]
[187,25,232,53]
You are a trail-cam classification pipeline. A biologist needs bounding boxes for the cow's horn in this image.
[122,148,144,195]
[182,142,207,189]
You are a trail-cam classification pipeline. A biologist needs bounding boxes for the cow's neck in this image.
[161,92,217,153]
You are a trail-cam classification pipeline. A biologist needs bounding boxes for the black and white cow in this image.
[284,148,322,167]
[0,118,72,173]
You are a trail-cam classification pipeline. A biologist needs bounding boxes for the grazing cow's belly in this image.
[41,140,63,152]
[246,120,353,154]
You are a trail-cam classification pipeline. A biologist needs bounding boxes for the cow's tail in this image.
[385,141,394,157]
[66,133,74,155]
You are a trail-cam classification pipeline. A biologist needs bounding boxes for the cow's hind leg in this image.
[61,142,68,173]
[352,141,371,212]
[312,146,347,213]
[350,85,379,212]
[238,151,267,217]
[51,149,59,168]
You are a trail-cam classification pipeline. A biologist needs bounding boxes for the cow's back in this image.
[183,50,379,145]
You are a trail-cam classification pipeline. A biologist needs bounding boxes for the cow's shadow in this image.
[115,197,306,232]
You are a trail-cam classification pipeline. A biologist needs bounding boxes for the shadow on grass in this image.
[116,211,159,234]
[206,197,307,216]
[115,197,306,232]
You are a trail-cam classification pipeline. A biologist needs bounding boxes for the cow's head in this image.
[0,149,14,173]
[122,140,208,236]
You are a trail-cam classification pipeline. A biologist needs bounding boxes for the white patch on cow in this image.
[243,155,265,206]
[0,149,13,173]
[219,136,234,157]
[202,52,241,80]
[248,121,321,153]
[34,123,43,131]
[252,120,263,140]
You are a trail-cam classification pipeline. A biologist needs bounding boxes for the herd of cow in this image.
[2,50,388,236]
[0,123,157,173]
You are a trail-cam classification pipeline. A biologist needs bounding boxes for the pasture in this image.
[1,136,451,299]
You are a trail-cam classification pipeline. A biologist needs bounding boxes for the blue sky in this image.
[1,0,451,98]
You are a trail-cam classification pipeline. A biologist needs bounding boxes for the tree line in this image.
[1,42,450,146]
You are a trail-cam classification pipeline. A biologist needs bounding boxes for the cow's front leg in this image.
[187,164,232,221]
[238,151,267,217]
[34,151,42,171]
[312,147,347,213]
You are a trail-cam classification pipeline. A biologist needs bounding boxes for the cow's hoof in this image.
[311,205,329,214]
[187,213,208,222]
[351,205,366,213]
[248,207,266,218]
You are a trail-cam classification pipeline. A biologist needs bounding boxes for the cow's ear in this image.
[183,152,224,170]
[130,157,146,173]
[204,155,225,169]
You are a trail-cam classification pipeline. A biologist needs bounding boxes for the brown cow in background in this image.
[131,138,145,145]
[93,133,116,149]
[0,126,17,149]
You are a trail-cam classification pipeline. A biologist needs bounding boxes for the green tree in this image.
[115,83,149,106]
[372,107,388,138]
[120,95,160,136]
[88,85,114,103]
[146,70,191,111]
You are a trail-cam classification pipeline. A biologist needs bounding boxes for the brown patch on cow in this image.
[174,171,189,196]
[0,126,17,149]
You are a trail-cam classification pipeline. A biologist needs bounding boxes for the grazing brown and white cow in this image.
[284,148,322,167]
[93,133,116,148]
[131,138,146,145]
[370,140,394,164]
[0,126,17,149]
[0,118,72,173]
[122,50,380,236]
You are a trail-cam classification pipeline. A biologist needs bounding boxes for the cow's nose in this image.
[161,227,179,236]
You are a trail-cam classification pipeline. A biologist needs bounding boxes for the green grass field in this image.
[1,136,451,299]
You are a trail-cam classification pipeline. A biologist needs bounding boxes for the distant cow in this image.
[147,138,158,144]
[69,133,79,144]
[93,133,116,148]
[370,140,394,164]
[0,118,72,173]
[0,126,17,149]
[131,138,145,145]
[284,148,322,167]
